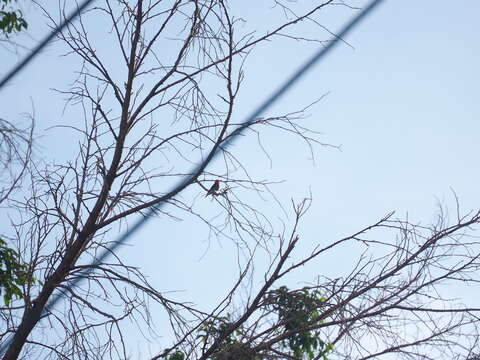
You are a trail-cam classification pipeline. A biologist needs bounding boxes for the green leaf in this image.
[1,237,35,305]
[0,0,27,36]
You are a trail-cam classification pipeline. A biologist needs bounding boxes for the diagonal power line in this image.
[47,0,385,318]
[0,0,96,90]
[79,0,385,283]
[0,0,385,356]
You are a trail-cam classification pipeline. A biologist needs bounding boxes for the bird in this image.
[206,179,220,197]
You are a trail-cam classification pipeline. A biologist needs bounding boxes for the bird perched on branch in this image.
[206,179,220,197]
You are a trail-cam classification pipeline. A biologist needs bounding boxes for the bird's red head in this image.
[215,179,220,184]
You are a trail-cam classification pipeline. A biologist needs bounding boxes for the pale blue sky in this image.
[1,0,480,358]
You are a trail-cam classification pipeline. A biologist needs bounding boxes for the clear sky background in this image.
[1,0,480,358]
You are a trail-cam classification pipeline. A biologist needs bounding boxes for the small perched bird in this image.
[206,179,220,197]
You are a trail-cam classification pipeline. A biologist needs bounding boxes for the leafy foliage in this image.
[0,237,30,305]
[265,286,333,360]
[197,317,259,360]
[162,286,333,360]
[164,352,185,360]
[0,0,27,36]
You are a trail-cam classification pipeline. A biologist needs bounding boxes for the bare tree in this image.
[1,1,480,360]
[0,117,33,204]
